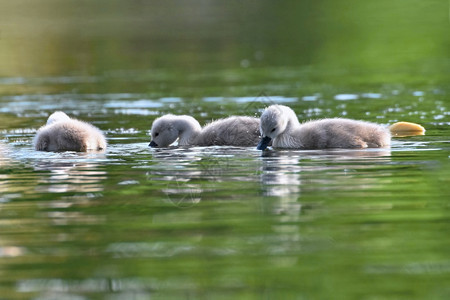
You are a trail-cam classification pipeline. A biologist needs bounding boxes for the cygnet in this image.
[34,111,107,152]
[149,114,261,147]
[257,105,391,150]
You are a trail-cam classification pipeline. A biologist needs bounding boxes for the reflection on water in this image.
[0,129,448,298]
[147,147,262,209]
[0,0,448,297]
[150,148,204,208]
[0,86,447,299]
[259,148,394,251]
[0,147,107,194]
[34,158,107,194]
[0,142,11,166]
[0,142,18,202]
[260,148,392,198]
[16,278,155,299]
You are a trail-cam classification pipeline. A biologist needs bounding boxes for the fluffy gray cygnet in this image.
[257,105,390,150]
[149,114,261,147]
[34,111,107,152]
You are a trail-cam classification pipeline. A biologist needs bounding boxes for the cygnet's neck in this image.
[280,105,301,133]
[272,105,303,148]
[47,111,71,125]
[173,116,202,145]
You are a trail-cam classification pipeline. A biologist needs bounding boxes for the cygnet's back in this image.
[195,116,261,147]
[296,118,390,149]
[34,112,107,152]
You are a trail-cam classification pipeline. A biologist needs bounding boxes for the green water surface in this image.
[0,1,449,299]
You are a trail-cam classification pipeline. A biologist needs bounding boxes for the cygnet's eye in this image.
[154,132,159,137]
[271,127,276,133]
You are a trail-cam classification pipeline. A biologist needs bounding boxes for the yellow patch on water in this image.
[389,122,425,137]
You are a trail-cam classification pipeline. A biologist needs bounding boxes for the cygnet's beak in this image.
[149,140,158,147]
[257,136,272,150]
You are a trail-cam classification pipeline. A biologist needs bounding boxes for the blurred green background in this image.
[1,0,448,87]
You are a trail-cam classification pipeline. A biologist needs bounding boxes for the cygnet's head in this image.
[149,115,180,148]
[257,105,290,150]
[46,111,71,125]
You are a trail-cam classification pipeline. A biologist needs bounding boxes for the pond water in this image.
[1,1,449,299]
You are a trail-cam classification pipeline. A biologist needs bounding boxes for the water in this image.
[1,1,449,299]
